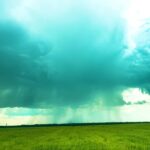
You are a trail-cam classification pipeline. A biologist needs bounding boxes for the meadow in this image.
[0,123,150,150]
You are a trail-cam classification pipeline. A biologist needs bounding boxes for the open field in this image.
[0,123,150,150]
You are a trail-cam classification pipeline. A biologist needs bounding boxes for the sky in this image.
[0,0,150,125]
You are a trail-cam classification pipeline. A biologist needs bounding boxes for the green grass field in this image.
[0,123,150,150]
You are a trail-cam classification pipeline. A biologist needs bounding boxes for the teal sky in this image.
[0,0,150,125]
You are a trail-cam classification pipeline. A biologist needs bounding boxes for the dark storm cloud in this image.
[0,20,52,107]
[0,0,150,108]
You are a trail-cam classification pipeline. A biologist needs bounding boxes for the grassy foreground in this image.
[0,123,150,150]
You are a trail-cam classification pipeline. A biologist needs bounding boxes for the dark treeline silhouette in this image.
[0,122,150,128]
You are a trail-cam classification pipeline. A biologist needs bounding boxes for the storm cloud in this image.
[0,0,150,109]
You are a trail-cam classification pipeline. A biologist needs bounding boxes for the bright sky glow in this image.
[124,0,150,56]
[122,88,150,103]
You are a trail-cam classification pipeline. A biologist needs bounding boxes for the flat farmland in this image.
[0,123,150,150]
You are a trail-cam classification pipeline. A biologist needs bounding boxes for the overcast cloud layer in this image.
[0,0,150,111]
